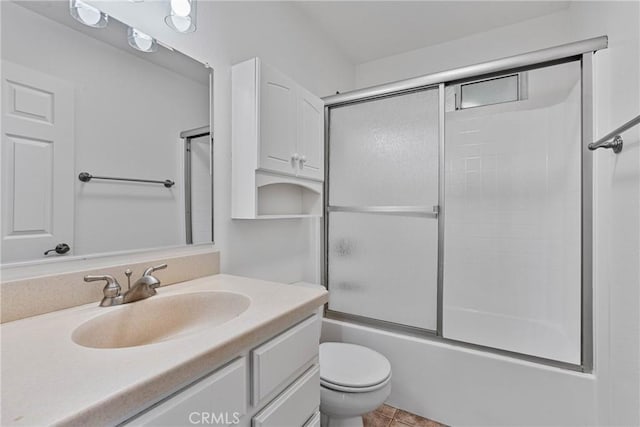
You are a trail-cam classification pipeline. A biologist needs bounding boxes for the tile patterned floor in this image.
[363,404,447,427]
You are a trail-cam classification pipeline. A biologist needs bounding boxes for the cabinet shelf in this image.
[257,182,321,217]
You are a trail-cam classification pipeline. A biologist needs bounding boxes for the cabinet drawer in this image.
[252,365,320,427]
[126,357,247,426]
[303,412,321,427]
[252,314,320,404]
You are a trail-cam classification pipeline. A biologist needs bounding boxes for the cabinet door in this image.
[252,314,321,404]
[304,412,321,427]
[252,365,320,427]
[126,358,247,427]
[296,87,324,181]
[259,62,297,176]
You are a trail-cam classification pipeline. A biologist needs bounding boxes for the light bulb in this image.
[170,0,191,17]
[168,15,192,32]
[165,0,196,33]
[77,2,101,25]
[70,0,108,28]
[127,27,157,52]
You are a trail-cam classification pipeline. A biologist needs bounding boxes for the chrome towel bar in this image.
[78,172,175,188]
[589,114,640,153]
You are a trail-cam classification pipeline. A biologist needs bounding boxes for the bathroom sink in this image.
[72,291,251,349]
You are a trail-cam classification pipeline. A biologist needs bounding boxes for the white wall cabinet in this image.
[124,313,321,427]
[232,58,324,219]
[258,63,298,177]
[296,86,324,181]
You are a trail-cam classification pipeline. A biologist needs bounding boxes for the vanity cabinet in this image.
[124,313,321,427]
[251,314,321,404]
[252,366,320,427]
[232,58,324,219]
[126,358,247,426]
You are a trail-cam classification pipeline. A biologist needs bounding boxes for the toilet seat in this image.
[319,342,392,393]
[320,373,392,393]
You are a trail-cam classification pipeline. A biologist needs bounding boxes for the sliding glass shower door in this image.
[326,88,440,331]
[442,61,583,364]
[324,46,593,369]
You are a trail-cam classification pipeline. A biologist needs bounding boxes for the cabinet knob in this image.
[299,155,307,169]
[291,153,300,169]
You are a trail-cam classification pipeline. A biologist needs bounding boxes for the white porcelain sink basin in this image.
[72,291,251,349]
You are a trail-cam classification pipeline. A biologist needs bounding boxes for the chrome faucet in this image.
[84,274,124,307]
[84,264,167,307]
[122,264,167,304]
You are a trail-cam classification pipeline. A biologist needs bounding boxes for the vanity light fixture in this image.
[127,27,158,53]
[165,0,197,33]
[69,0,108,28]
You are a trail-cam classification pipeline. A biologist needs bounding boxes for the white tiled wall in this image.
[443,62,582,363]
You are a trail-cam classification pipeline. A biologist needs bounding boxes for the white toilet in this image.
[318,342,392,427]
[291,283,392,427]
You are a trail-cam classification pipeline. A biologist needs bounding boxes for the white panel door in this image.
[259,62,296,176]
[1,61,74,263]
[296,87,324,181]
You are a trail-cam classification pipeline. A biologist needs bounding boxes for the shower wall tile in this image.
[442,61,582,364]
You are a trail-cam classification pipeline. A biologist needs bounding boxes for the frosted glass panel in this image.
[329,89,438,206]
[443,61,582,364]
[460,74,519,109]
[327,88,439,330]
[328,212,438,330]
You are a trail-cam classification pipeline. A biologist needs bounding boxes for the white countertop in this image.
[0,274,328,426]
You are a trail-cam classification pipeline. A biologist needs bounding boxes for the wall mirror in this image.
[1,1,213,265]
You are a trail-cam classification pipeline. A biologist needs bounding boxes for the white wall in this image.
[80,1,355,283]
[329,2,639,426]
[569,2,640,425]
[354,8,573,89]
[2,3,209,256]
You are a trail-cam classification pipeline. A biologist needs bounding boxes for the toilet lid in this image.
[319,342,391,389]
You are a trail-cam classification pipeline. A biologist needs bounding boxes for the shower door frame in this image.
[322,36,606,373]
[181,126,213,245]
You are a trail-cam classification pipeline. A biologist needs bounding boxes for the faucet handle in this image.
[143,263,167,277]
[85,274,118,284]
[84,275,121,298]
